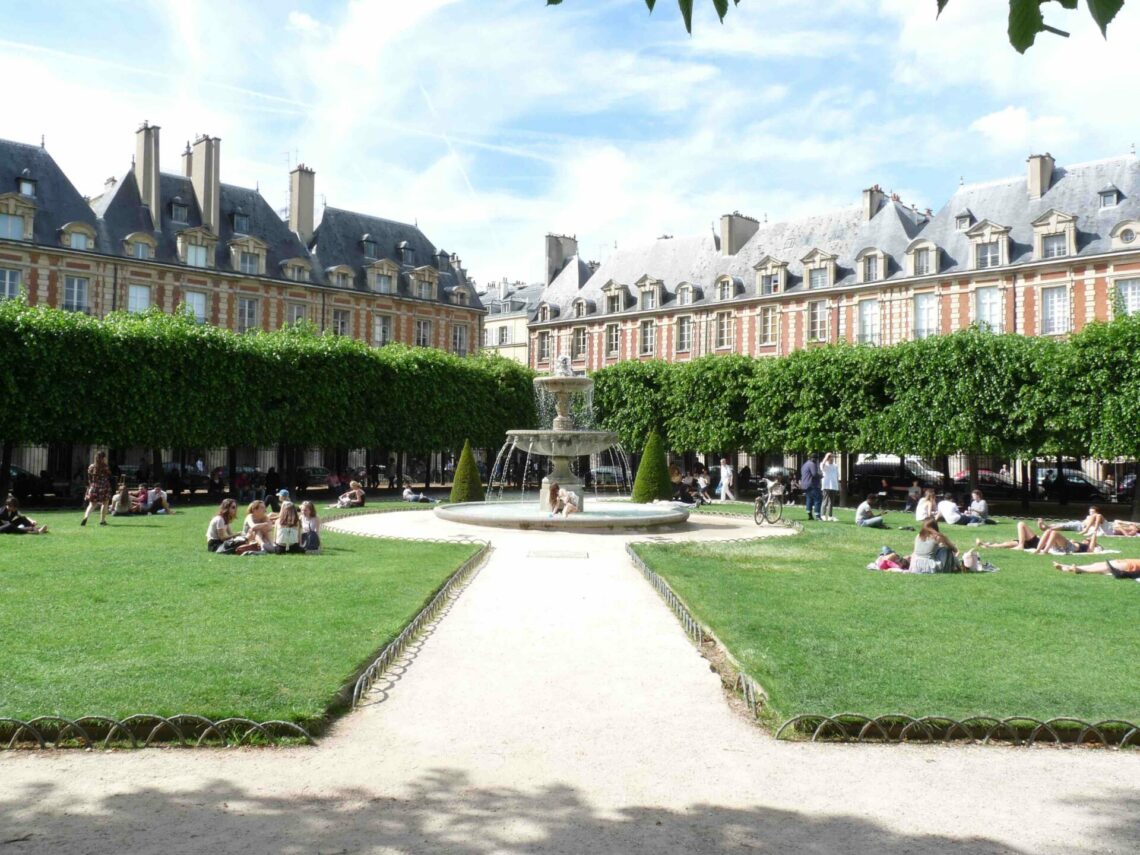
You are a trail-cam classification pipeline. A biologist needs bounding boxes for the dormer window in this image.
[640,289,656,310]
[1031,210,1076,262]
[187,245,208,267]
[375,272,393,293]
[171,200,189,223]
[976,241,1000,269]
[17,178,35,198]
[538,305,550,322]
[239,251,259,275]
[914,248,930,275]
[760,274,778,295]
[863,256,878,281]
[606,293,621,313]
[809,268,828,289]
[233,212,250,234]
[717,280,734,301]
[61,222,96,252]
[0,213,25,240]
[415,280,433,300]
[1042,234,1067,259]
[676,285,692,305]
[574,300,587,318]
[362,237,378,258]
[956,214,972,231]
[754,256,788,295]
[967,220,1011,271]
[1100,188,1120,208]
[124,232,156,260]
[282,261,311,282]
[801,248,837,290]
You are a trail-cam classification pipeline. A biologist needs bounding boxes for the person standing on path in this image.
[800,454,822,520]
[81,450,112,526]
[718,458,735,502]
[820,452,840,521]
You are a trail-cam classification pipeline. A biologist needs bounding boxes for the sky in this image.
[2,0,1138,286]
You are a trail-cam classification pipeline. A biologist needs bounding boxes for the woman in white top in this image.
[914,488,936,522]
[206,499,239,552]
[557,487,580,517]
[819,453,840,521]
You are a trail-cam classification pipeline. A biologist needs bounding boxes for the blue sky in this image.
[2,0,1138,284]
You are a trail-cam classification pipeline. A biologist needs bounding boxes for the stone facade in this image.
[529,153,1140,372]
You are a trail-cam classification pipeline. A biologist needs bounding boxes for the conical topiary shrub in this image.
[450,439,485,503]
[631,430,672,503]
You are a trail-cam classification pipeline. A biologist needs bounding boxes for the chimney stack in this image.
[134,121,161,228]
[719,211,759,256]
[181,141,193,178]
[289,164,315,245]
[545,233,578,285]
[1027,152,1055,199]
[862,185,886,221]
[190,134,221,234]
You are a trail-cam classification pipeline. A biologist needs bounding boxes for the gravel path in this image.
[2,510,1138,854]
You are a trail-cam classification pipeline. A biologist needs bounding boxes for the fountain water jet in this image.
[434,356,689,530]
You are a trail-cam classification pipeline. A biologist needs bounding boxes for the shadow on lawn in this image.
[7,767,1125,854]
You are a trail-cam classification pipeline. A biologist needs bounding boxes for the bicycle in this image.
[753,480,784,525]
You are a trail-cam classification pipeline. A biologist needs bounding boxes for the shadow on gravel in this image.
[4,767,1134,853]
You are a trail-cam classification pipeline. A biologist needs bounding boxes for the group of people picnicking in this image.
[206,490,321,555]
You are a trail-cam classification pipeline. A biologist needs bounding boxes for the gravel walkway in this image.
[2,510,1138,854]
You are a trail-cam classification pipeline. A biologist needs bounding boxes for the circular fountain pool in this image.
[434,500,690,531]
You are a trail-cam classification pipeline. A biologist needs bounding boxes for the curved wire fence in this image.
[2,515,489,750]
[628,523,1140,750]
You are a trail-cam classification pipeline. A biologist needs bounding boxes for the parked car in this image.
[851,455,947,498]
[1036,468,1110,502]
[160,462,210,494]
[950,469,1025,499]
[297,466,331,489]
[7,465,49,500]
[1118,473,1137,501]
[589,466,628,488]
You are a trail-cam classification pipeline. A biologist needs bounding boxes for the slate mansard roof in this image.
[0,134,482,311]
[311,207,482,309]
[0,138,99,243]
[93,170,313,278]
[535,154,1140,322]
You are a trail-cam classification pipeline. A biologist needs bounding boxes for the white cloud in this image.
[286,11,322,34]
[969,106,1078,154]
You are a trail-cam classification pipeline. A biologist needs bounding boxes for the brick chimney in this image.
[1027,153,1055,199]
[862,185,886,221]
[719,211,759,256]
[181,141,192,178]
[190,134,221,234]
[134,121,161,228]
[289,164,315,245]
[545,233,578,285]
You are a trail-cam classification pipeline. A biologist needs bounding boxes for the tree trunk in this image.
[839,451,852,508]
[227,446,238,496]
[1056,454,1068,507]
[968,454,978,495]
[0,441,12,499]
[151,448,163,488]
[1021,459,1031,512]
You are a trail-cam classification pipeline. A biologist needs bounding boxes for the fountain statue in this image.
[434,356,690,530]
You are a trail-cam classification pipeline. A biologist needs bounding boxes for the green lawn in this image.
[0,506,477,729]
[638,503,1140,724]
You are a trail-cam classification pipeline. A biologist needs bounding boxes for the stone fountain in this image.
[434,355,690,530]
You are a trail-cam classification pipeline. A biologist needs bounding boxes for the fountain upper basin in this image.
[506,429,618,457]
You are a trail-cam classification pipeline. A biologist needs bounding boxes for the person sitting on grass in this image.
[273,501,305,554]
[910,519,972,573]
[300,500,321,552]
[0,496,48,534]
[1054,558,1140,579]
[141,483,175,515]
[937,494,976,526]
[330,480,366,509]
[110,481,138,516]
[206,498,242,553]
[979,520,1047,551]
[968,489,995,524]
[402,486,437,503]
[1034,526,1102,556]
[237,500,276,554]
[915,488,936,522]
[855,493,886,528]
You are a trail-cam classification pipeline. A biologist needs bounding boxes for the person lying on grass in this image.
[979,520,1046,551]
[1047,506,1140,538]
[1054,558,1140,580]
[0,496,48,534]
[1034,526,1102,556]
